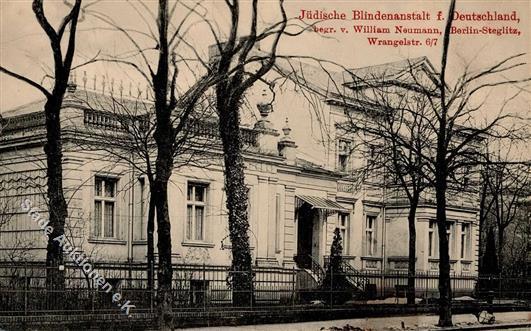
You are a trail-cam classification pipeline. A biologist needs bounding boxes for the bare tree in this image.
[0,0,84,289]
[209,0,289,306]
[421,0,528,325]
[339,0,528,323]
[339,68,436,304]
[84,1,229,327]
[70,82,219,291]
[481,146,530,273]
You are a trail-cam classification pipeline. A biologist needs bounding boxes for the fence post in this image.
[424,272,428,305]
[250,266,253,310]
[292,266,296,307]
[498,272,502,304]
[203,263,206,312]
[330,267,333,308]
[24,261,28,316]
[91,287,95,313]
[150,262,154,313]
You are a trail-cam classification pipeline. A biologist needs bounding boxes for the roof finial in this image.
[82,71,87,89]
[278,116,297,163]
[101,75,106,93]
[92,74,97,90]
[110,78,115,95]
[129,82,132,97]
[67,71,77,92]
[119,80,123,98]
[282,117,292,137]
[137,82,141,98]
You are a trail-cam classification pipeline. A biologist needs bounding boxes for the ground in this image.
[184,311,531,331]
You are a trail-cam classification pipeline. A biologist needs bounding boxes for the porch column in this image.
[266,178,279,261]
[255,176,277,266]
[283,186,296,267]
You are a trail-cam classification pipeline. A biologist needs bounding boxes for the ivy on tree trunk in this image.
[217,97,254,306]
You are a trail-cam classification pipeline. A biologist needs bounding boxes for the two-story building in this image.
[0,57,480,296]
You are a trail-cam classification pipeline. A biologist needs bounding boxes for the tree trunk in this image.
[44,95,68,292]
[152,175,173,329]
[406,195,419,305]
[436,172,452,326]
[477,175,489,272]
[42,92,68,309]
[217,98,254,307]
[152,1,174,327]
[152,101,174,328]
[497,226,504,274]
[147,192,156,291]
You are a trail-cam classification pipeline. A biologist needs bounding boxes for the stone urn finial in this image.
[282,117,291,137]
[67,71,77,92]
[257,89,273,119]
[278,116,297,163]
[82,71,87,89]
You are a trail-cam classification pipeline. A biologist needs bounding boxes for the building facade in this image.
[0,57,480,285]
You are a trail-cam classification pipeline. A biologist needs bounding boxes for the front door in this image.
[296,204,314,269]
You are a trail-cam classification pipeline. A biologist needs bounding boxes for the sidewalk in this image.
[184,311,531,331]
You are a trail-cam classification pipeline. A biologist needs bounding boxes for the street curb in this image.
[0,305,528,329]
[438,321,531,330]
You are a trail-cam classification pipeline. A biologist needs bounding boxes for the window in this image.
[338,155,348,172]
[461,165,472,187]
[337,213,349,254]
[337,140,351,172]
[138,177,146,240]
[428,220,435,257]
[428,220,436,257]
[365,215,376,256]
[460,223,470,259]
[446,222,453,256]
[186,183,208,241]
[94,177,117,238]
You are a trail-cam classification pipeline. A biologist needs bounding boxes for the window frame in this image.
[460,223,470,259]
[93,176,118,239]
[138,176,147,241]
[337,139,352,172]
[428,220,436,258]
[185,182,209,242]
[365,215,376,256]
[337,213,349,254]
[446,222,454,257]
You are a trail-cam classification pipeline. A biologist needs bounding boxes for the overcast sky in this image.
[1,0,529,158]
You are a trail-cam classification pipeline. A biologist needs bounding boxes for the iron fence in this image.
[0,261,528,315]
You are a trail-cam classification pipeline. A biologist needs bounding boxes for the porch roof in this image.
[296,195,349,213]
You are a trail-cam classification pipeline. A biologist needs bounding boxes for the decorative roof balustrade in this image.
[1,106,259,150]
[83,109,128,132]
[1,112,46,134]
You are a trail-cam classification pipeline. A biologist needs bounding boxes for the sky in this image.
[0,0,529,157]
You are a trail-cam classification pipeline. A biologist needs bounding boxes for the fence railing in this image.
[0,261,528,315]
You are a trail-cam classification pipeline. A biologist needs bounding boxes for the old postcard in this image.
[0,0,529,330]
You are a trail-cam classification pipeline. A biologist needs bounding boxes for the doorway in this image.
[296,203,317,269]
